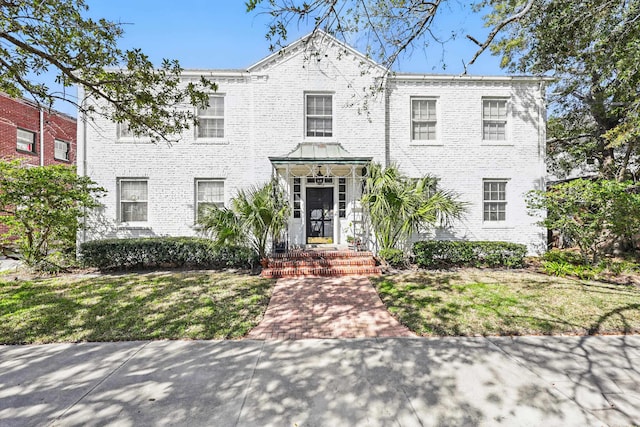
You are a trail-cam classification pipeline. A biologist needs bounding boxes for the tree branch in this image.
[464,0,535,72]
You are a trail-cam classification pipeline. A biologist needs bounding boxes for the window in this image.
[483,180,507,221]
[482,99,507,140]
[306,94,332,137]
[197,96,224,138]
[338,178,346,218]
[293,178,301,219]
[17,129,36,153]
[54,139,70,161]
[117,122,133,139]
[411,99,437,141]
[195,179,224,220]
[119,179,148,222]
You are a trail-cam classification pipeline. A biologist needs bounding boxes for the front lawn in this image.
[0,271,275,344]
[372,269,640,336]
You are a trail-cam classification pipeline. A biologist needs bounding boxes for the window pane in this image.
[200,96,224,116]
[122,202,147,222]
[17,129,35,152]
[197,118,224,138]
[412,99,436,120]
[197,181,224,203]
[121,181,147,201]
[55,140,69,160]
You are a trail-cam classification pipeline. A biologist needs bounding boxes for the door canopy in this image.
[269,142,372,178]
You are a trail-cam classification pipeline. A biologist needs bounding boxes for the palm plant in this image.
[199,180,290,260]
[362,163,466,252]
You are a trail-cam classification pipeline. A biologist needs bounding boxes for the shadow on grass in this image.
[0,272,275,344]
[371,270,640,336]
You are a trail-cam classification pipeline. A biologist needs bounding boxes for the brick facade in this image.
[0,93,76,166]
[0,93,77,237]
[78,32,548,254]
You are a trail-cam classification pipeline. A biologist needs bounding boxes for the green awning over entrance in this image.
[269,142,372,165]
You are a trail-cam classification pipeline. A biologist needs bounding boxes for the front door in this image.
[306,187,333,244]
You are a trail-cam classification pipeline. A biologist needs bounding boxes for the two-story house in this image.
[77,32,548,254]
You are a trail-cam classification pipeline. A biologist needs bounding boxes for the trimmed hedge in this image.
[80,237,257,270]
[413,240,527,269]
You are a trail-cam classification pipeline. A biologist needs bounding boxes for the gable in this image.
[247,30,384,74]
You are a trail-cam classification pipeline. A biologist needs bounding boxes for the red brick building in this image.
[0,93,77,240]
[0,93,76,166]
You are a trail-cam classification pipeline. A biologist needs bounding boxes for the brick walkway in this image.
[247,276,415,339]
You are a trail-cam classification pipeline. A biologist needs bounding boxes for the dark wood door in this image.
[306,187,333,243]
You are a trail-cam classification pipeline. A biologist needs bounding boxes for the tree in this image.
[527,179,640,264]
[0,0,216,142]
[245,0,523,76]
[0,160,105,268]
[199,180,290,260]
[479,0,640,181]
[362,163,466,252]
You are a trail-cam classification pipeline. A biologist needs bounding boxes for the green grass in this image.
[0,271,275,344]
[371,269,640,336]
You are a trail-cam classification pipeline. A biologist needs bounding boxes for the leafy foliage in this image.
[527,179,640,264]
[413,241,527,269]
[0,160,104,268]
[480,0,640,180]
[379,248,406,268]
[362,163,465,252]
[0,0,216,142]
[80,237,257,270]
[199,180,290,259]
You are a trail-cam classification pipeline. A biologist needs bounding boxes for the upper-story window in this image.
[54,139,70,161]
[17,128,36,153]
[411,98,437,141]
[197,95,224,138]
[306,94,332,138]
[117,122,133,139]
[482,99,507,140]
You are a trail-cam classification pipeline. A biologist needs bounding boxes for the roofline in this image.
[0,92,77,121]
[391,74,555,83]
[269,156,373,165]
[180,69,249,77]
[247,29,385,73]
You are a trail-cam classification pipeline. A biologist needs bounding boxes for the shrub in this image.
[80,237,257,270]
[413,240,527,269]
[542,249,586,265]
[379,248,406,268]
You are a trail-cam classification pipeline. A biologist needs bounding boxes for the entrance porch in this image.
[269,142,372,251]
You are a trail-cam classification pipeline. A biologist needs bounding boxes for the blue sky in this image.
[52,1,505,115]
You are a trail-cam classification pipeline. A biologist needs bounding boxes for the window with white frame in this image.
[411,98,437,141]
[54,139,70,161]
[195,179,224,220]
[17,128,36,153]
[117,122,133,139]
[483,180,507,221]
[197,96,224,138]
[482,99,507,140]
[119,179,148,222]
[306,94,333,137]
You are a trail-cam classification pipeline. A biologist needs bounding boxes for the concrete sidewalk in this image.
[1,336,639,426]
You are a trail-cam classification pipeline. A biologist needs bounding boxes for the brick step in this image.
[261,265,382,278]
[268,258,376,268]
[271,250,374,260]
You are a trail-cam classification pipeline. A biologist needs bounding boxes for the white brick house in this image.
[77,32,549,254]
